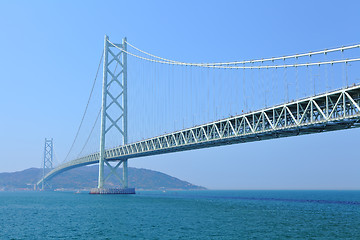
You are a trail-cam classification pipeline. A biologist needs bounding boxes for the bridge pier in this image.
[90,187,135,194]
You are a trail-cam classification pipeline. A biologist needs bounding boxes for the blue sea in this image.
[0,190,359,239]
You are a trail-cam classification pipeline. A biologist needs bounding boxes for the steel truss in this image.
[37,84,360,186]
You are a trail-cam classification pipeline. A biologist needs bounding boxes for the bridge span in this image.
[37,84,360,186]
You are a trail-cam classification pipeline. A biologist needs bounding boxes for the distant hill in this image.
[0,166,206,191]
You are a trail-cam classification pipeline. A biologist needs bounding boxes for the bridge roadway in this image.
[37,84,360,186]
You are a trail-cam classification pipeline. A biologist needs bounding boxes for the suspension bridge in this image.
[37,36,360,193]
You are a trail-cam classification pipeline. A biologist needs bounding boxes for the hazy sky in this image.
[0,0,359,189]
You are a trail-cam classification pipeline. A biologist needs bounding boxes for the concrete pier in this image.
[89,188,135,194]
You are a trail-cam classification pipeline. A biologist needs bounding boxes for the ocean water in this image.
[0,190,359,239]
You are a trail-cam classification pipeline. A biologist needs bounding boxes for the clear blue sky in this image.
[0,0,359,189]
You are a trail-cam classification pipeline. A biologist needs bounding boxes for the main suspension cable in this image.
[77,108,101,158]
[125,40,181,63]
[63,51,103,163]
[124,41,360,67]
[112,40,360,69]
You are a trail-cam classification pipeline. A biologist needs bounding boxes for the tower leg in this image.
[123,159,128,188]
[98,35,109,189]
[98,159,104,188]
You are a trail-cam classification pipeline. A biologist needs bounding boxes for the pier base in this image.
[89,188,135,194]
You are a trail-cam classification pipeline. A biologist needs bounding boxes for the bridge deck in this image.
[37,85,360,186]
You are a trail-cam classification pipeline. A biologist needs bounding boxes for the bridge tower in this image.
[94,35,132,193]
[42,138,53,190]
